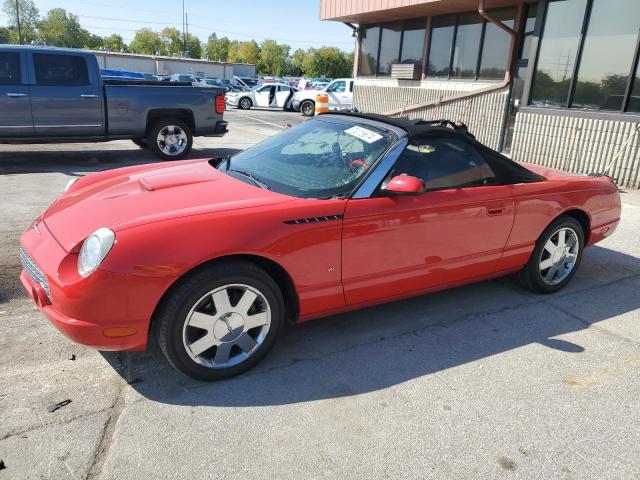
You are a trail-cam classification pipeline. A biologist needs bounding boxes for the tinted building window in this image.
[34,54,90,86]
[571,0,640,110]
[427,15,455,77]
[359,26,380,76]
[377,22,402,75]
[479,9,516,79]
[0,52,21,85]
[451,13,483,79]
[630,63,640,113]
[530,0,588,107]
[401,18,426,67]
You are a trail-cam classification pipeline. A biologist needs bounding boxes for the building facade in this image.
[321,0,640,188]
[92,51,256,79]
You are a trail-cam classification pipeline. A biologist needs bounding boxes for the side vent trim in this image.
[284,214,344,225]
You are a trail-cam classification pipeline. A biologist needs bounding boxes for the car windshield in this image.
[218,117,395,199]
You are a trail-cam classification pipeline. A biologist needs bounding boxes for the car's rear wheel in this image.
[300,100,315,116]
[238,97,252,110]
[155,260,285,381]
[517,215,584,293]
[132,139,149,149]
[147,118,193,161]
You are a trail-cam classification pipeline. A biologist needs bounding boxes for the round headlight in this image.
[77,228,116,278]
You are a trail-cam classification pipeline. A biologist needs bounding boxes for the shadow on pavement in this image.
[103,245,640,408]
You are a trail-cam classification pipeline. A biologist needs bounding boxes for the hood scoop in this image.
[136,169,219,192]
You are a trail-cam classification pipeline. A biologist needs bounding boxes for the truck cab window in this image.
[390,137,497,191]
[0,53,21,85]
[327,81,346,93]
[34,54,89,86]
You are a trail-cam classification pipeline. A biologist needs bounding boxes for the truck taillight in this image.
[215,95,225,114]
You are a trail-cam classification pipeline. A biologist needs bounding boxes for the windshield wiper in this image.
[228,169,270,190]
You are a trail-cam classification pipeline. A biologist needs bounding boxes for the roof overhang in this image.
[320,0,521,23]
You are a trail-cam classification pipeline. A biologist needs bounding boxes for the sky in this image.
[0,0,356,52]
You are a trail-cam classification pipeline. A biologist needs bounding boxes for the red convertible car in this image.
[20,113,620,380]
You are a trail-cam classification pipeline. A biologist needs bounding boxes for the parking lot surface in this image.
[1,108,640,479]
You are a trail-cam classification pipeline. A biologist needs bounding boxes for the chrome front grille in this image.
[19,247,52,302]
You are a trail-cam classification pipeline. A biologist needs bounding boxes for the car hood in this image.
[43,160,292,252]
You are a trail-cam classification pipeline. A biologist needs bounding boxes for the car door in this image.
[0,50,33,138]
[275,85,292,108]
[342,134,515,306]
[324,80,346,109]
[29,52,104,137]
[253,85,272,107]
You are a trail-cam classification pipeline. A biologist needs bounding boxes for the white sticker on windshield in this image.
[344,126,383,144]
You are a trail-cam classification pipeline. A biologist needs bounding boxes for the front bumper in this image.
[19,221,171,351]
[226,96,239,106]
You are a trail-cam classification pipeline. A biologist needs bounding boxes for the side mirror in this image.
[382,175,424,195]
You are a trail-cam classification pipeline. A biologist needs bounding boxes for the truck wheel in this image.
[148,118,193,161]
[300,100,315,116]
[132,139,149,149]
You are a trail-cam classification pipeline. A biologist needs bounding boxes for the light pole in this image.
[15,0,23,45]
[182,0,186,57]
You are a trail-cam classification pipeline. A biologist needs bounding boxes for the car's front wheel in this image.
[147,118,193,161]
[517,215,584,293]
[155,261,285,381]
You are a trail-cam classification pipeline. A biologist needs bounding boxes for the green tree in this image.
[289,48,306,76]
[39,8,90,48]
[304,47,352,78]
[0,26,12,43]
[205,33,230,62]
[129,28,163,55]
[228,40,259,65]
[2,0,39,43]
[185,33,201,59]
[257,39,289,75]
[84,33,102,50]
[161,27,182,56]
[103,33,126,52]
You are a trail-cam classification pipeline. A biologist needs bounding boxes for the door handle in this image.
[80,94,98,98]
[6,92,27,97]
[487,204,505,216]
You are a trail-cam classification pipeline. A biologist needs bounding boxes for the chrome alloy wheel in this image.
[156,125,188,156]
[239,98,251,109]
[539,227,580,285]
[182,284,271,369]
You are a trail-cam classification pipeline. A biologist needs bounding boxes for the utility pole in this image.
[182,0,186,57]
[185,13,189,58]
[15,0,23,45]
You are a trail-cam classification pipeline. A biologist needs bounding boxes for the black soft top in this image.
[324,111,477,139]
[324,111,545,184]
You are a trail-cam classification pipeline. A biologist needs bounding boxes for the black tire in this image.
[132,139,149,149]
[147,118,193,161]
[300,100,315,116]
[516,215,585,294]
[155,260,285,381]
[238,97,252,110]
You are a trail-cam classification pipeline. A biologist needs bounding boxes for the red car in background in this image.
[19,113,621,380]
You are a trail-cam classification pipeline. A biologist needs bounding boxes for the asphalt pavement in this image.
[1,108,640,479]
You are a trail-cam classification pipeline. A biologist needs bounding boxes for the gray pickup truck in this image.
[0,46,228,160]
